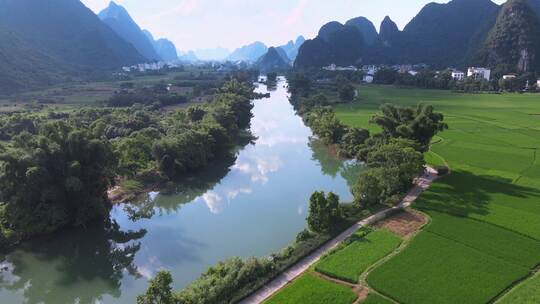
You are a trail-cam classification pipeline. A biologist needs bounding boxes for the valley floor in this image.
[261,85,540,304]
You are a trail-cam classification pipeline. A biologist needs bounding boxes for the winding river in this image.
[0,78,362,304]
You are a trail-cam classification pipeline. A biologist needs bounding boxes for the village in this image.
[323,63,540,91]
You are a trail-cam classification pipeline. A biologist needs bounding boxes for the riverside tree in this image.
[307,191,343,233]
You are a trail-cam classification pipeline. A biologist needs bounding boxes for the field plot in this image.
[334,86,540,304]
[497,271,540,304]
[264,273,357,304]
[362,293,394,304]
[315,229,401,283]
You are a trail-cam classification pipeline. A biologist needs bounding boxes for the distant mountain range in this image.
[193,48,231,61]
[279,36,306,61]
[227,41,269,62]
[295,0,540,75]
[99,1,179,62]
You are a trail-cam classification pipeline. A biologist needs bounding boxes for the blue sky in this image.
[82,0,505,51]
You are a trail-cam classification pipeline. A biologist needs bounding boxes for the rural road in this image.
[240,167,439,304]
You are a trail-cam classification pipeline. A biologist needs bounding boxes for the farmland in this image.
[315,229,401,283]
[264,273,358,304]
[333,85,540,303]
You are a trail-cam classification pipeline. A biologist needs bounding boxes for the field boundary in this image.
[239,167,438,304]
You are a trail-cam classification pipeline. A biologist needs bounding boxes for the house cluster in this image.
[323,64,424,84]
[451,67,491,81]
[122,61,181,72]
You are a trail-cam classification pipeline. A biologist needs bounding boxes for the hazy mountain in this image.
[295,22,366,68]
[279,36,305,61]
[99,1,160,61]
[255,47,291,73]
[0,0,144,69]
[178,50,199,62]
[227,42,268,62]
[143,30,178,62]
[481,0,540,73]
[345,17,378,45]
[193,48,231,61]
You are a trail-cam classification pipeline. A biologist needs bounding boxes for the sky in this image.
[82,0,506,51]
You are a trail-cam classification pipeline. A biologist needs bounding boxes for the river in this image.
[0,77,362,304]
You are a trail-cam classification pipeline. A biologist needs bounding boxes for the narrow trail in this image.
[239,167,439,304]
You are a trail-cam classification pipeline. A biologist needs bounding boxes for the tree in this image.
[306,107,347,145]
[0,121,117,243]
[370,104,448,152]
[137,271,175,304]
[338,127,370,158]
[307,191,343,233]
[339,83,356,102]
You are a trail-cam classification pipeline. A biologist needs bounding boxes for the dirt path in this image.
[239,167,439,304]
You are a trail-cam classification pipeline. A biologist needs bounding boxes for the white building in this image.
[363,74,374,83]
[503,75,517,80]
[537,79,540,87]
[408,70,419,76]
[467,67,491,81]
[451,71,465,81]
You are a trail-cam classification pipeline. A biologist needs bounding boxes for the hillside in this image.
[345,17,378,46]
[0,27,71,94]
[481,0,540,73]
[99,1,160,61]
[400,0,499,67]
[255,47,291,73]
[0,0,144,69]
[143,30,178,62]
[295,22,366,68]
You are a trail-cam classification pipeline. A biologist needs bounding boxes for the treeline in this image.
[0,79,256,248]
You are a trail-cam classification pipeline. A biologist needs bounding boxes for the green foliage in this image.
[137,271,175,304]
[353,139,425,207]
[338,127,370,158]
[0,121,117,242]
[315,229,401,283]
[264,273,358,304]
[338,83,356,102]
[370,103,448,152]
[305,107,347,145]
[176,257,273,304]
[307,191,343,233]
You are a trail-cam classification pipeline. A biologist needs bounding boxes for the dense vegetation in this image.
[0,77,256,247]
[289,73,446,209]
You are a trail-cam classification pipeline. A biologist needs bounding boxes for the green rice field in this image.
[263,273,357,304]
[334,85,540,304]
[362,293,394,304]
[315,229,401,283]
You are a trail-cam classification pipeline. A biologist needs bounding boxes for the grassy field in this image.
[497,272,540,303]
[362,293,394,304]
[264,273,357,304]
[315,229,401,283]
[334,85,540,304]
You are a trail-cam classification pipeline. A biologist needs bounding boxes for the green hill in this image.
[481,0,540,73]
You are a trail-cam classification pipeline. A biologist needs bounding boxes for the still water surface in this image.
[0,78,361,304]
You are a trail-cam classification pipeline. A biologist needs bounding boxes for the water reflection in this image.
[0,221,145,304]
